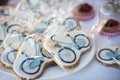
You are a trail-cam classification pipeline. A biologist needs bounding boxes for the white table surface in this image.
[0,0,120,80]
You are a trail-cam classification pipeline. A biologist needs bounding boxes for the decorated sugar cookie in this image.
[43,29,92,69]
[13,34,53,79]
[96,47,120,67]
[0,30,25,68]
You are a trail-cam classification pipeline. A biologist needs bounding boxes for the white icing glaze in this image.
[13,35,53,79]
[43,29,91,68]
[96,47,120,65]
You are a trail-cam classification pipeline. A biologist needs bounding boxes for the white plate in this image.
[0,44,95,80]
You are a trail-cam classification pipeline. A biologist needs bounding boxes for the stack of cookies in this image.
[0,0,95,79]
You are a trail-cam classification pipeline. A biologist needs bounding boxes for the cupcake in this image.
[73,3,95,21]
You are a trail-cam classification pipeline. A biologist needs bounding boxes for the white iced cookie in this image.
[0,31,25,68]
[96,47,120,66]
[43,29,91,69]
[13,35,53,79]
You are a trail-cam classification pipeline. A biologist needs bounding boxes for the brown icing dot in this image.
[78,3,93,13]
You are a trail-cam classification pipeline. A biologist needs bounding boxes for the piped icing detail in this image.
[13,35,53,79]
[46,30,91,67]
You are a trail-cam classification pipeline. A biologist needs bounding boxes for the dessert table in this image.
[0,0,120,80]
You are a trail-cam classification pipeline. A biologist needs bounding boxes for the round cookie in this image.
[43,29,92,69]
[73,3,95,21]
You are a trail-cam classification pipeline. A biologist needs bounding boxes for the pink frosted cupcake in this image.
[73,3,95,21]
[100,19,120,36]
